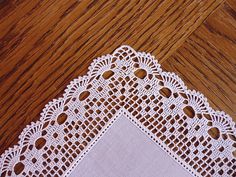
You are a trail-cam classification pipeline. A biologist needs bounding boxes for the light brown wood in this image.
[1,0,233,165]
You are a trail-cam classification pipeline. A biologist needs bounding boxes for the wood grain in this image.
[162,0,236,120]
[0,0,226,156]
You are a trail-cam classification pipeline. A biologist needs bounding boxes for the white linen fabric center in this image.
[0,46,235,177]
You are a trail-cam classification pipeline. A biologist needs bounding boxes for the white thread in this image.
[0,45,235,177]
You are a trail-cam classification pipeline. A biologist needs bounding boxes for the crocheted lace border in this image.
[0,45,235,177]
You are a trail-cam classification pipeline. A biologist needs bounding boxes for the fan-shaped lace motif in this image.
[0,45,235,177]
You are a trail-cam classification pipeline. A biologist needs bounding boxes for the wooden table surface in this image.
[0,0,235,162]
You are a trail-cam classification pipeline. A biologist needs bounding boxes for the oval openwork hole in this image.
[160,87,172,98]
[229,134,236,141]
[79,91,90,101]
[102,70,114,80]
[222,133,228,140]
[208,127,220,140]
[203,114,212,120]
[170,104,176,110]
[32,158,37,164]
[35,137,46,150]
[195,125,200,131]
[183,106,195,118]
[180,93,188,99]
[20,146,28,154]
[57,113,68,125]
[173,93,178,98]
[233,150,236,158]
[134,69,147,79]
[120,88,125,94]
[14,162,24,175]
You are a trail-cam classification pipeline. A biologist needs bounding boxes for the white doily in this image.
[0,45,235,177]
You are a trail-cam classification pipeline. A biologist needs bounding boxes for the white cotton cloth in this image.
[69,114,192,177]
